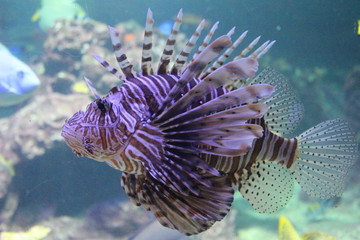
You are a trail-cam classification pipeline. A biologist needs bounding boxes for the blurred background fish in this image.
[278,216,337,240]
[158,20,174,35]
[31,0,86,31]
[182,12,210,27]
[305,197,341,221]
[0,43,40,107]
[157,12,210,35]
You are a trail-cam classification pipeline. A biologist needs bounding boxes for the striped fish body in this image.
[204,118,298,175]
[62,72,272,235]
[62,73,227,172]
[61,9,358,235]
[96,74,228,174]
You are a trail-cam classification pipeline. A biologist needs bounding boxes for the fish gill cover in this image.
[61,8,358,236]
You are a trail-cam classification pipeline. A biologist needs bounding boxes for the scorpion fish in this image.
[61,9,358,235]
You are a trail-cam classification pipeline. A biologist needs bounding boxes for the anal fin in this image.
[236,160,294,213]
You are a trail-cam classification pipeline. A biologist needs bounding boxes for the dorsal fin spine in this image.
[234,35,261,60]
[171,19,206,75]
[92,54,123,80]
[157,9,183,74]
[153,35,232,123]
[83,76,100,99]
[249,40,269,58]
[108,26,135,79]
[191,21,219,62]
[201,30,249,78]
[141,8,155,75]
[256,40,276,59]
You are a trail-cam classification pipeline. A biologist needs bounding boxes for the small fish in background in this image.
[0,43,40,107]
[182,12,210,28]
[278,216,337,240]
[306,197,341,221]
[0,225,51,240]
[158,20,174,35]
[31,0,86,31]
[355,19,360,35]
[158,13,210,35]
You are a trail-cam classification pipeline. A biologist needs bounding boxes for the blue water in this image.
[0,0,359,239]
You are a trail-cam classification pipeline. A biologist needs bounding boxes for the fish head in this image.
[61,96,127,162]
[6,69,40,95]
[0,52,40,95]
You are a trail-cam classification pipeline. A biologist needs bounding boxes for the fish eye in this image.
[17,70,25,79]
[96,99,108,112]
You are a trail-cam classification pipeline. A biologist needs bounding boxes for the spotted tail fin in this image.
[294,119,359,199]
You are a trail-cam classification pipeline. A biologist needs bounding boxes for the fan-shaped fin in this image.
[162,103,268,131]
[159,84,275,128]
[165,124,263,145]
[141,8,155,76]
[157,9,183,74]
[171,19,206,75]
[167,141,254,157]
[294,119,358,199]
[108,26,135,79]
[121,173,150,209]
[130,124,222,197]
[121,172,234,236]
[153,35,232,122]
[158,57,259,121]
[247,68,304,136]
[237,160,294,213]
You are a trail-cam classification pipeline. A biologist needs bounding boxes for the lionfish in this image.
[61,9,358,235]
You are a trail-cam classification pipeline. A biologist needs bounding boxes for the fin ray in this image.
[237,161,294,213]
[294,119,358,199]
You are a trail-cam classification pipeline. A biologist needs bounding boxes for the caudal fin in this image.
[294,119,358,199]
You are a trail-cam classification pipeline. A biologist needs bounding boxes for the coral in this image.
[37,18,187,95]
[0,93,90,161]
[0,192,19,230]
[0,156,14,199]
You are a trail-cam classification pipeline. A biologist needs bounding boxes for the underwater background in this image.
[0,0,359,239]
